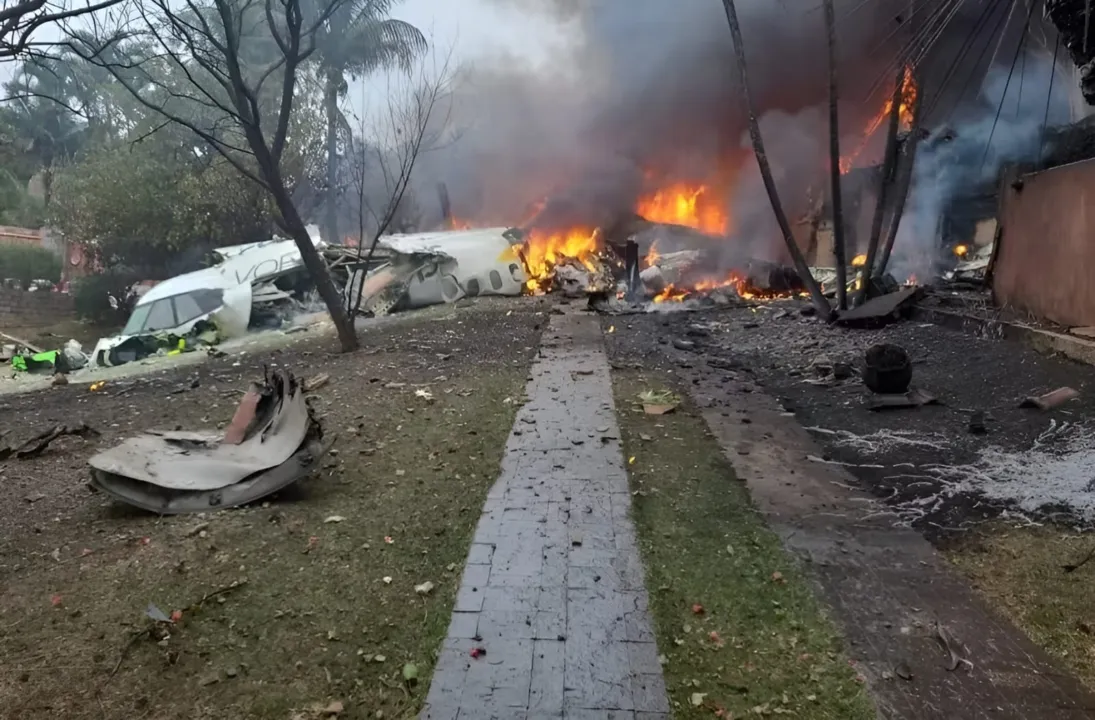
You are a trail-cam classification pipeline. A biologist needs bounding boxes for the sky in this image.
[0,0,573,100]
[347,0,576,140]
[389,0,567,66]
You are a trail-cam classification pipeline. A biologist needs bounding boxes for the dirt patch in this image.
[0,298,546,720]
[3,318,117,353]
[612,370,875,719]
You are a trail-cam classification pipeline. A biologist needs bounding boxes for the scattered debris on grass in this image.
[949,525,1095,690]
[0,300,541,719]
[613,371,875,719]
[639,388,680,415]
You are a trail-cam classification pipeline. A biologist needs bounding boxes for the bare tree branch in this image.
[346,45,456,315]
[0,0,127,60]
[57,0,361,351]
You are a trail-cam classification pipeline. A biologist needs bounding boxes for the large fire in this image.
[840,66,917,174]
[521,227,601,293]
[520,181,730,292]
[635,183,729,235]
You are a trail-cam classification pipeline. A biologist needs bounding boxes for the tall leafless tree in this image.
[346,50,454,316]
[720,0,831,320]
[63,0,361,351]
[824,0,848,310]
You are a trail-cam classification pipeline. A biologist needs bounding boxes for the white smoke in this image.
[890,48,1071,280]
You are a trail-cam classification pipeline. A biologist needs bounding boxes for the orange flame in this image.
[636,183,729,235]
[840,66,917,175]
[652,271,807,303]
[521,227,602,293]
[644,241,660,268]
[653,283,689,303]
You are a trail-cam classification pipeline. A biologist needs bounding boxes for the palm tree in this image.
[313,0,426,245]
[2,55,91,205]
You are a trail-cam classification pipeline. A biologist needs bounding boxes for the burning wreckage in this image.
[83,219,813,372]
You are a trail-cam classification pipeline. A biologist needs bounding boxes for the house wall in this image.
[994,158,1095,328]
[0,288,75,328]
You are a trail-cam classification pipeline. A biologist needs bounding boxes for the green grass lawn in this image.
[613,370,876,719]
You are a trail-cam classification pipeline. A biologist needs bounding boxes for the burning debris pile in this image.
[509,218,809,312]
[492,176,813,311]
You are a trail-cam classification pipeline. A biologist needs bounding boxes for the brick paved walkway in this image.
[422,312,669,720]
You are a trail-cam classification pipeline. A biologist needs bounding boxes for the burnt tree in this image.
[855,66,904,306]
[824,0,848,310]
[720,0,831,320]
[1046,0,1095,104]
[66,0,359,351]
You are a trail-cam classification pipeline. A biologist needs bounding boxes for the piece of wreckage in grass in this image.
[88,370,330,514]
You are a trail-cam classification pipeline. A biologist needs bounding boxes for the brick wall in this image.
[0,289,75,328]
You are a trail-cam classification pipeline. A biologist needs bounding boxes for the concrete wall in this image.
[0,288,75,328]
[0,225,42,247]
[995,158,1095,328]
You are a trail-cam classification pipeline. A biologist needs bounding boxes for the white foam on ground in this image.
[948,422,1095,519]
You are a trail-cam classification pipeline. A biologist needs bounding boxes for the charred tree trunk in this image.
[855,67,904,305]
[246,124,358,352]
[437,182,452,229]
[720,0,831,320]
[877,81,923,278]
[824,0,848,310]
[323,68,341,246]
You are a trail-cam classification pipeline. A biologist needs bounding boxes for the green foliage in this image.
[0,244,61,289]
[71,271,139,325]
[0,169,44,227]
[50,140,276,277]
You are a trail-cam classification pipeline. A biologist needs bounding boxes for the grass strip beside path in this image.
[948,524,1095,693]
[613,370,876,719]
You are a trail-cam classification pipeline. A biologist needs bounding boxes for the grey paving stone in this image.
[460,564,491,591]
[422,313,667,719]
[529,639,565,714]
[447,611,481,639]
[454,586,484,613]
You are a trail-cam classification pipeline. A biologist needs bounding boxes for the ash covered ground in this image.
[599,299,1095,540]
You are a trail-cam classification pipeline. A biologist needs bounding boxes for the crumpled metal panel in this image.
[89,431,331,515]
[88,372,309,491]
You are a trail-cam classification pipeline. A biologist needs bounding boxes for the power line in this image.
[979,0,1037,170]
[1040,31,1061,169]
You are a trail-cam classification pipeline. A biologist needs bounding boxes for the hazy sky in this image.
[390,0,569,65]
[347,0,576,136]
